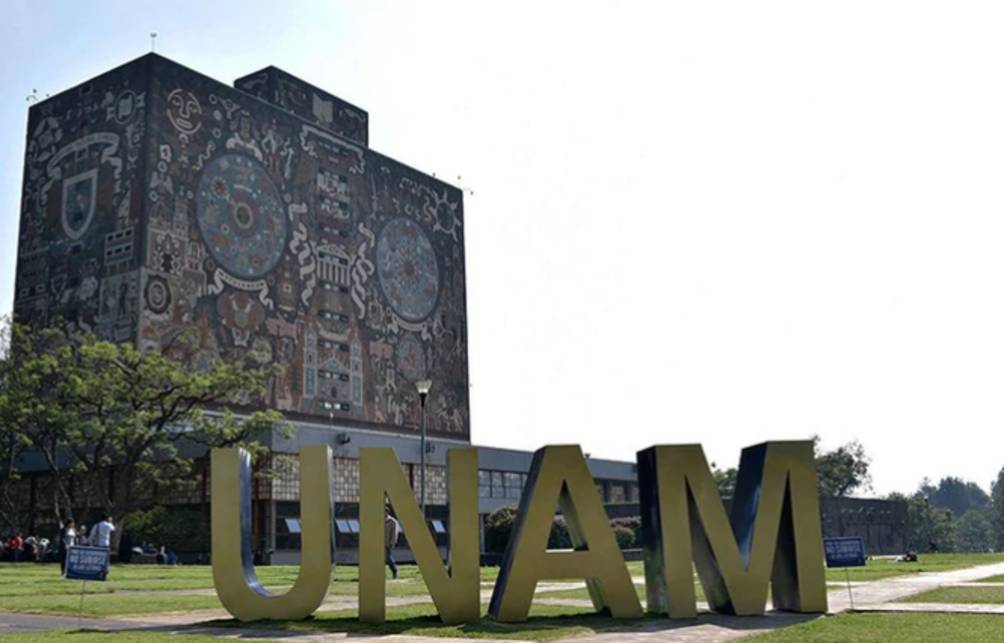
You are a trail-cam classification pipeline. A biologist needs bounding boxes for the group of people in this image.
[2,516,116,571]
[2,533,51,562]
[56,516,115,571]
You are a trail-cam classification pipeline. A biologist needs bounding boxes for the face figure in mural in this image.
[217,291,265,347]
[114,91,136,123]
[167,89,203,136]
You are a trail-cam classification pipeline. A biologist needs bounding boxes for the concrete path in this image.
[862,602,1004,614]
[827,561,1004,612]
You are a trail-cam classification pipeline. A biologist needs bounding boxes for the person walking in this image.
[90,516,116,549]
[58,520,77,573]
[384,509,401,580]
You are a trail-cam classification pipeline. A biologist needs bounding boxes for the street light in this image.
[415,379,432,516]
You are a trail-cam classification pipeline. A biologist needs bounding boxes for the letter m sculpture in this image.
[637,441,827,618]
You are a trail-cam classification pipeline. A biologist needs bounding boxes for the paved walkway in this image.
[827,561,1004,612]
[863,602,1004,614]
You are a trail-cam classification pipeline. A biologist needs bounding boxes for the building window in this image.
[504,472,524,499]
[478,469,528,501]
[609,483,626,504]
[479,471,491,498]
[491,471,504,498]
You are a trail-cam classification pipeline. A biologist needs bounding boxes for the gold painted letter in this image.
[488,445,643,622]
[358,447,480,624]
[211,446,335,620]
[637,441,827,618]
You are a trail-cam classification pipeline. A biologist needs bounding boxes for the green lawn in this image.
[0,593,224,617]
[975,573,1004,583]
[2,553,1004,633]
[206,603,676,641]
[903,586,1004,605]
[823,553,1004,582]
[8,612,1004,643]
[746,612,1004,641]
[0,633,227,643]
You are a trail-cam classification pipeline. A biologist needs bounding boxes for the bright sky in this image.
[4,1,1004,496]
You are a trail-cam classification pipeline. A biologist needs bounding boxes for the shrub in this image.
[485,507,643,553]
[484,507,574,553]
[612,525,635,549]
[484,507,517,554]
[124,505,209,555]
[611,517,641,547]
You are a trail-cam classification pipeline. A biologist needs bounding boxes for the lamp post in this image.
[415,379,433,517]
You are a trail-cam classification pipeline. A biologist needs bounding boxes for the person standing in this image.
[90,516,116,549]
[7,533,22,563]
[59,520,77,573]
[384,509,401,580]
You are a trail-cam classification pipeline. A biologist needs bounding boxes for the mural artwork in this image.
[15,54,470,439]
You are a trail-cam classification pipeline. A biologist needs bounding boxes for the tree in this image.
[991,466,1004,551]
[889,491,956,552]
[711,463,737,498]
[814,437,872,497]
[0,319,282,542]
[0,416,26,534]
[956,510,994,553]
[0,322,79,524]
[922,477,990,518]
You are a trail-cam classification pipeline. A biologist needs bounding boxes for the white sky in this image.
[4,1,1004,496]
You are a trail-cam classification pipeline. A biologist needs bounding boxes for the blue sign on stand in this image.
[823,536,866,568]
[65,546,110,581]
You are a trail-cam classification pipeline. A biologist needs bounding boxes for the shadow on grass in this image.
[168,607,825,641]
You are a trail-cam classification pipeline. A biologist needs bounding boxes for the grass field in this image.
[2,552,1004,639]
[745,612,1004,641]
[903,585,1004,605]
[822,552,1004,582]
[975,573,1004,583]
[7,613,1004,642]
[0,633,227,643]
[209,602,608,641]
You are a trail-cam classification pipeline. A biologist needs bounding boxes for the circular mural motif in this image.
[196,154,287,280]
[376,218,439,322]
[144,275,171,315]
[395,334,427,382]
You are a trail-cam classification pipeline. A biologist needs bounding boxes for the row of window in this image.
[479,470,526,499]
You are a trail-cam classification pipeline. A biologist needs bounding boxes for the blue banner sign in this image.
[823,536,866,568]
[65,546,110,581]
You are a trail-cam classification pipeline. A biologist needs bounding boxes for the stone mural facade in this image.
[15,54,470,440]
